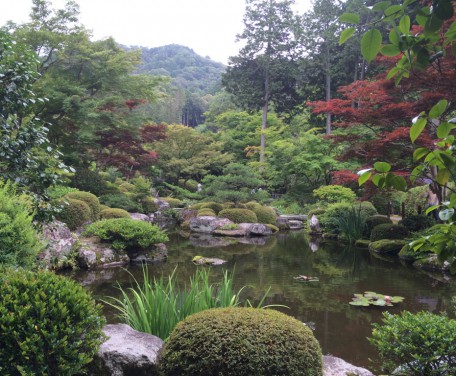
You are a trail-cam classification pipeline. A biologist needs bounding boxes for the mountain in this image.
[136,44,226,95]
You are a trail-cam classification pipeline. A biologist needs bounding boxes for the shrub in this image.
[200,201,224,214]
[197,208,216,217]
[100,208,130,219]
[189,202,206,210]
[308,208,326,218]
[178,179,199,192]
[251,206,278,225]
[399,214,435,232]
[162,197,184,208]
[370,311,456,375]
[83,218,168,251]
[55,198,91,230]
[265,224,279,233]
[99,193,140,212]
[370,223,410,242]
[46,185,78,200]
[70,168,106,196]
[404,185,428,216]
[119,181,135,193]
[364,215,392,238]
[245,201,261,211]
[219,208,258,223]
[0,269,106,375]
[140,197,158,214]
[313,185,356,204]
[335,206,366,243]
[320,202,377,233]
[99,204,110,211]
[65,191,100,221]
[370,192,405,215]
[0,181,44,268]
[160,307,323,376]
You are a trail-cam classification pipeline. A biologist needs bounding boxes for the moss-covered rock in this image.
[265,223,279,233]
[355,239,370,248]
[218,208,258,224]
[369,239,407,255]
[364,215,392,238]
[159,307,323,376]
[370,223,410,242]
[412,254,451,272]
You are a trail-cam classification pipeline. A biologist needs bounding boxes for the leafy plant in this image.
[65,191,101,221]
[83,218,168,251]
[99,193,141,212]
[349,292,404,307]
[370,223,410,242]
[370,311,456,375]
[335,206,365,243]
[313,185,357,204]
[55,198,91,231]
[0,268,106,375]
[218,208,258,223]
[100,208,130,219]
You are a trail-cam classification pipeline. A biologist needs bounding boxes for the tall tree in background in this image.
[222,0,302,163]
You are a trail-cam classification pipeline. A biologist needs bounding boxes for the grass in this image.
[336,205,366,243]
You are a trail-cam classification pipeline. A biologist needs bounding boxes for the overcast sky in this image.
[0,0,312,64]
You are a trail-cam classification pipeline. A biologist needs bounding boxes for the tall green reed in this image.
[336,205,366,243]
[105,266,273,340]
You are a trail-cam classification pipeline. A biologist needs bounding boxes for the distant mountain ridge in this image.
[136,44,226,94]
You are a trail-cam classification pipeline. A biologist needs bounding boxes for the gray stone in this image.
[323,355,374,376]
[289,220,304,229]
[192,256,227,265]
[212,228,248,237]
[129,213,150,222]
[275,216,291,230]
[279,214,308,221]
[236,223,272,236]
[189,216,234,233]
[309,214,322,234]
[78,238,129,269]
[154,198,170,211]
[89,324,164,376]
[129,243,167,263]
[39,220,77,269]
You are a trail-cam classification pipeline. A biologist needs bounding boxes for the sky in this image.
[0,0,312,64]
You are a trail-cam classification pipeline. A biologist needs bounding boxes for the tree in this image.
[222,0,302,163]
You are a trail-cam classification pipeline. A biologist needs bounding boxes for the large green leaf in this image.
[361,29,382,63]
[381,44,401,56]
[339,13,360,24]
[413,147,429,161]
[358,171,372,186]
[410,117,427,143]
[399,15,411,34]
[374,161,391,173]
[429,99,448,118]
[339,28,356,45]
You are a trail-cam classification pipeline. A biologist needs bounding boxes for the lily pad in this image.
[350,291,404,307]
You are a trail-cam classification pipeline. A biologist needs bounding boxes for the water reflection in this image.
[66,230,456,371]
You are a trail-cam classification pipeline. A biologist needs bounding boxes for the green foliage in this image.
[178,179,199,192]
[313,185,356,204]
[106,268,252,341]
[370,223,410,242]
[55,198,91,231]
[197,209,216,217]
[335,206,366,243]
[0,181,43,267]
[160,307,323,376]
[364,215,392,238]
[83,218,168,251]
[370,191,405,216]
[0,268,106,376]
[65,191,100,221]
[308,208,326,218]
[100,208,130,219]
[320,201,377,234]
[119,182,135,193]
[162,182,202,200]
[140,197,158,214]
[245,201,262,211]
[399,214,435,233]
[349,292,404,307]
[369,239,408,255]
[199,202,224,214]
[70,169,106,197]
[162,197,184,208]
[403,186,428,217]
[251,205,278,225]
[99,193,140,212]
[370,311,456,375]
[218,208,258,224]
[46,185,78,200]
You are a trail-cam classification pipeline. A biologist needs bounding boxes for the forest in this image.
[1,0,456,375]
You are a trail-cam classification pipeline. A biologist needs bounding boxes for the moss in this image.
[369,239,407,255]
[160,307,323,376]
[370,223,410,242]
[100,208,130,219]
[65,191,101,221]
[218,208,258,223]
[141,197,158,213]
[200,202,224,214]
[265,223,279,233]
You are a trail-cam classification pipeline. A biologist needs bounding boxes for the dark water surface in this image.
[68,230,456,372]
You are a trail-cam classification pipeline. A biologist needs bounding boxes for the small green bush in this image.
[70,168,106,196]
[370,311,456,375]
[160,307,323,376]
[140,197,158,213]
[178,179,199,192]
[308,208,326,218]
[265,223,279,233]
[200,201,224,214]
[0,268,106,375]
[83,218,168,251]
[46,185,78,200]
[370,223,410,241]
[320,202,377,233]
[99,193,140,212]
[0,181,44,268]
[197,208,216,217]
[245,201,261,211]
[364,215,392,238]
[65,191,101,221]
[99,204,110,211]
[55,198,91,230]
[219,208,258,223]
[252,206,278,225]
[100,208,130,219]
[119,182,135,193]
[162,197,184,208]
[399,214,435,232]
[404,185,428,216]
[313,185,356,204]
[189,202,206,211]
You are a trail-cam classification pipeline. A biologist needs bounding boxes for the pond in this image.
[67,230,456,373]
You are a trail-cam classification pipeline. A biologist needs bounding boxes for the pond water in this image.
[67,230,456,373]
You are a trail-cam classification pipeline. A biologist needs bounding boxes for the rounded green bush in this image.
[65,191,101,221]
[55,198,91,230]
[308,208,326,218]
[119,182,135,193]
[83,218,168,251]
[200,201,224,214]
[364,215,392,238]
[370,223,410,242]
[99,204,110,211]
[70,168,106,196]
[141,197,158,213]
[160,307,323,376]
[245,201,262,211]
[189,202,205,211]
[313,185,356,204]
[99,193,140,212]
[399,214,435,232]
[252,206,278,225]
[100,208,130,219]
[162,197,184,208]
[219,208,258,223]
[0,269,106,375]
[197,208,216,217]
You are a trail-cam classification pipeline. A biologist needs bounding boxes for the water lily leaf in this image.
[372,299,387,306]
[349,300,370,306]
[390,296,405,303]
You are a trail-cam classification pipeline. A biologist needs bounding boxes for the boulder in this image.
[189,216,234,233]
[154,198,170,211]
[130,213,150,222]
[289,220,304,229]
[128,243,167,264]
[192,256,227,265]
[78,238,129,269]
[237,223,273,236]
[178,209,198,223]
[275,216,291,230]
[309,214,322,234]
[323,355,374,376]
[368,239,407,255]
[39,220,78,269]
[89,324,164,376]
[413,254,451,272]
[212,228,248,237]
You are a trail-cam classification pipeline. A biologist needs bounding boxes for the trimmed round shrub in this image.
[370,223,410,242]
[99,204,110,211]
[55,198,91,230]
[313,185,356,204]
[99,193,140,212]
[219,208,258,223]
[65,191,100,221]
[223,202,236,209]
[0,269,106,375]
[83,218,168,251]
[197,208,216,217]
[245,201,262,211]
[100,208,130,219]
[119,182,135,193]
[399,214,435,232]
[200,201,224,214]
[364,215,392,238]
[252,206,278,225]
[160,307,323,376]
[189,202,205,211]
[162,197,184,208]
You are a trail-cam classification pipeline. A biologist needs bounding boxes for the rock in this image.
[88,324,164,376]
[39,220,78,269]
[237,223,273,236]
[323,355,374,376]
[309,214,322,234]
[413,254,451,272]
[368,239,407,255]
[275,217,291,230]
[129,243,167,263]
[178,209,198,223]
[78,238,129,269]
[192,255,227,265]
[212,229,248,237]
[289,220,304,229]
[189,216,234,233]
[237,237,267,246]
[130,213,150,222]
[154,198,170,211]
[280,214,308,221]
